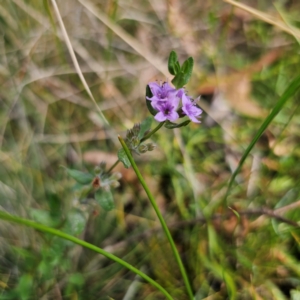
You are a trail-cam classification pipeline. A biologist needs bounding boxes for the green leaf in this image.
[164,120,191,129]
[171,57,194,88]
[95,189,115,211]
[145,85,157,116]
[138,116,153,139]
[207,224,221,256]
[181,57,193,83]
[171,72,183,89]
[224,74,300,203]
[223,270,237,300]
[171,72,187,89]
[16,274,33,300]
[118,148,131,168]
[46,192,62,221]
[64,209,87,235]
[30,209,59,227]
[228,207,240,222]
[68,273,85,286]
[168,50,179,75]
[63,167,94,185]
[174,61,181,74]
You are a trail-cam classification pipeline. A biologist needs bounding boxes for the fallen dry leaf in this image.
[223,74,267,118]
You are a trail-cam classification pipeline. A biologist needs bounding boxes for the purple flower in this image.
[147,81,178,110]
[180,92,202,123]
[154,98,180,122]
[146,81,202,124]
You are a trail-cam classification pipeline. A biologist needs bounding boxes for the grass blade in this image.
[0,211,173,300]
[225,74,300,203]
[50,0,109,126]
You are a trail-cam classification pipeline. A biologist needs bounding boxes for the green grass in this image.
[2,0,300,299]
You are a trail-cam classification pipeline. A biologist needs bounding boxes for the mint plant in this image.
[2,43,300,299]
[63,50,200,299]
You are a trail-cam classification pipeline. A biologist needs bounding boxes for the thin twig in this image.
[50,0,109,126]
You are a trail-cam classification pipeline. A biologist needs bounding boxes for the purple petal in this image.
[151,100,164,110]
[181,92,202,123]
[170,97,180,109]
[188,114,201,123]
[162,82,176,93]
[176,88,185,98]
[181,92,192,105]
[148,82,162,96]
[154,112,167,122]
[167,111,179,122]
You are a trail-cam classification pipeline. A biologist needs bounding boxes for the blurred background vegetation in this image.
[1,0,300,299]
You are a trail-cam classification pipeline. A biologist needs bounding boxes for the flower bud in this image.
[99,161,106,170]
[138,144,148,153]
[126,129,134,140]
[94,166,101,175]
[109,180,120,188]
[109,172,122,181]
[132,123,141,135]
[131,136,140,148]
[146,143,156,151]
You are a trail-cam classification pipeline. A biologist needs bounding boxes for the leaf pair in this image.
[63,166,115,211]
[168,50,194,89]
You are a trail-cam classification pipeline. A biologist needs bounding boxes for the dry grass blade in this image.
[50,0,109,126]
[224,0,300,40]
[78,0,169,77]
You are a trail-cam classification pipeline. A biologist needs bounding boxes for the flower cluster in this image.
[146,81,202,123]
[125,123,156,154]
[93,162,122,191]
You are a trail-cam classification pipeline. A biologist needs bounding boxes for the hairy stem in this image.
[140,121,165,143]
[108,122,165,173]
[107,159,120,173]
[118,136,194,300]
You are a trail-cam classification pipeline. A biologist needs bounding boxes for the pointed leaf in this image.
[171,72,186,89]
[181,57,194,82]
[118,148,131,168]
[174,61,181,74]
[145,85,157,116]
[168,50,178,75]
[223,270,237,300]
[95,189,115,211]
[171,57,194,88]
[63,167,94,185]
[138,116,153,139]
[228,207,240,222]
[164,120,191,129]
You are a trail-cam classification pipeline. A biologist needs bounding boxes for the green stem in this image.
[107,159,120,173]
[140,121,165,143]
[118,136,194,300]
[107,122,165,174]
[0,211,173,300]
